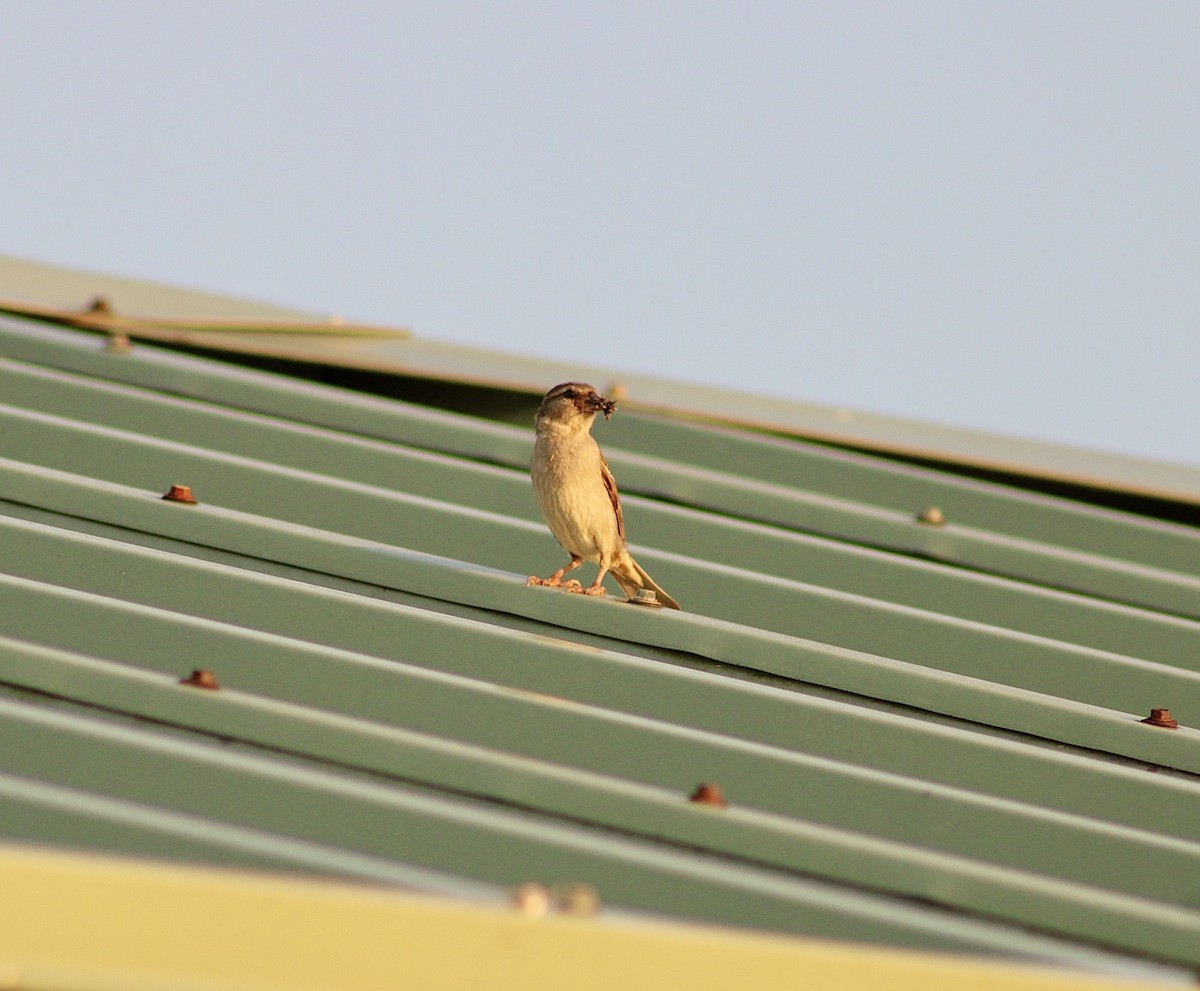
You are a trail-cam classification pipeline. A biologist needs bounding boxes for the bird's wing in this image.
[599,453,625,541]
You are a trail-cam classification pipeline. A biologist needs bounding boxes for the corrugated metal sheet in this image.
[6,252,1200,507]
[1,266,1199,983]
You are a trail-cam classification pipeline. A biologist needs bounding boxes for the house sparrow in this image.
[527,382,681,609]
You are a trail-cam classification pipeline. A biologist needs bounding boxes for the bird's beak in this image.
[587,393,617,420]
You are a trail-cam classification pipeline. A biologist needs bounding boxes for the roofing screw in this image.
[915,506,945,526]
[161,484,198,504]
[105,331,132,354]
[1141,708,1179,729]
[555,883,600,917]
[628,588,664,609]
[689,783,728,808]
[511,882,550,917]
[180,668,220,690]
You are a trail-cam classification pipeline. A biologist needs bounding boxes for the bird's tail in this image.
[612,554,682,610]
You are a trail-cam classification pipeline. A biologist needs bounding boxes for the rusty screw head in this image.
[915,505,946,526]
[1141,708,1179,729]
[689,783,727,808]
[180,668,220,690]
[628,588,664,609]
[162,484,198,504]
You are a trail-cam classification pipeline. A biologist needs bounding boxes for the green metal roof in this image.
[1,264,1199,982]
[6,252,1200,508]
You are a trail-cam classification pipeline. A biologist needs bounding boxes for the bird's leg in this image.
[580,563,610,597]
[527,554,583,588]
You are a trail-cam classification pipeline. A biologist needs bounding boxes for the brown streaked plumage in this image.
[527,382,681,609]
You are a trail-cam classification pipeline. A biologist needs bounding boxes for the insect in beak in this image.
[588,394,616,419]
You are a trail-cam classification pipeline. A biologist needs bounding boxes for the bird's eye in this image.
[562,388,576,399]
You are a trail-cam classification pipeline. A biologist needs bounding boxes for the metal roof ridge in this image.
[0,295,410,338]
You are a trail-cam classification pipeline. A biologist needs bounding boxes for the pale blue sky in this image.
[3,3,1198,465]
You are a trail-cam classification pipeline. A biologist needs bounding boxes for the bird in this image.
[527,381,682,609]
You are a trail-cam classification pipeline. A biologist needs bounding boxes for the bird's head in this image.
[536,382,616,430]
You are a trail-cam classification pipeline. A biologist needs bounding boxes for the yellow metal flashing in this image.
[0,845,1169,991]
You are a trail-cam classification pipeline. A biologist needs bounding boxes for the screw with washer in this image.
[511,883,550,917]
[1141,708,1179,729]
[689,783,728,808]
[180,669,220,690]
[915,506,945,526]
[555,883,600,916]
[628,588,664,608]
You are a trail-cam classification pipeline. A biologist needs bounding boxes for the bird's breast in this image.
[532,435,619,560]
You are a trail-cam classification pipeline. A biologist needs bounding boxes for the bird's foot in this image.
[581,583,607,597]
[560,579,585,592]
[527,575,562,588]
